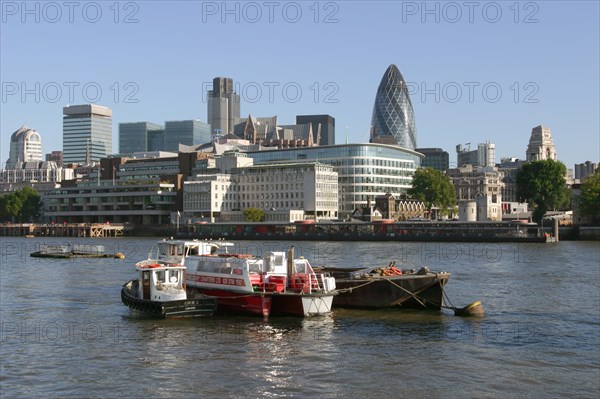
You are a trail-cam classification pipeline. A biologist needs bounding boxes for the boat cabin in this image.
[184,251,335,294]
[134,262,187,302]
[153,239,230,264]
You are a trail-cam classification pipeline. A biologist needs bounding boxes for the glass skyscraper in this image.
[164,120,211,152]
[119,122,164,155]
[63,104,112,165]
[370,64,417,150]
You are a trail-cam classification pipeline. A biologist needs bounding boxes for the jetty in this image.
[0,223,128,238]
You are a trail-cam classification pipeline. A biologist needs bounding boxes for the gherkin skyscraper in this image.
[370,64,417,150]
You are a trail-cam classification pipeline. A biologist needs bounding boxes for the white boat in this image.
[121,260,216,318]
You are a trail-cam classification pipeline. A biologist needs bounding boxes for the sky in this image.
[1,0,599,169]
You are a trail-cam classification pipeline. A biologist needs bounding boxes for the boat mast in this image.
[287,246,294,288]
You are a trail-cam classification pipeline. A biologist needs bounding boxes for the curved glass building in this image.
[247,143,423,216]
[370,64,417,150]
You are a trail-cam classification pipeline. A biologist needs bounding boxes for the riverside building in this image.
[183,152,338,222]
[246,143,423,218]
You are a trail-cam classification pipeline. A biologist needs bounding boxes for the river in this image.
[1,237,598,398]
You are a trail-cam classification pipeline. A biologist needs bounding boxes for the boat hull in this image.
[319,268,450,310]
[188,287,272,317]
[121,281,216,318]
[270,293,334,317]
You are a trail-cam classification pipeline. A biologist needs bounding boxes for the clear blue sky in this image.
[1,0,599,169]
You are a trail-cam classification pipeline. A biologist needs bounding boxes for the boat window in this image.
[248,261,261,273]
[158,244,169,256]
[169,270,179,283]
[294,261,308,274]
[155,271,166,283]
[274,254,284,266]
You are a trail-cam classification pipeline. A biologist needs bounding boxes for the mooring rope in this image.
[334,278,379,294]
[384,277,429,308]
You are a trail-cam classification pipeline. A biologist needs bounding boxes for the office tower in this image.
[6,125,42,168]
[63,104,112,164]
[456,142,495,168]
[164,120,211,152]
[526,125,557,162]
[370,64,417,150]
[119,122,164,155]
[207,77,240,135]
[575,161,598,180]
[415,148,449,171]
[147,129,166,152]
[296,115,336,146]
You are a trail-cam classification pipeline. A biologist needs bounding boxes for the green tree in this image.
[579,170,600,223]
[516,159,568,224]
[19,187,41,222]
[407,168,457,218]
[243,207,265,222]
[0,187,41,222]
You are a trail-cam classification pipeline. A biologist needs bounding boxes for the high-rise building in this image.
[164,120,211,152]
[526,125,556,162]
[6,126,42,168]
[207,77,240,135]
[62,104,112,165]
[575,161,598,181]
[296,114,335,146]
[119,122,164,155]
[415,148,449,171]
[147,129,166,152]
[456,142,495,168]
[370,64,417,150]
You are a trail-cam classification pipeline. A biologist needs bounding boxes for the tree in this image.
[0,187,41,222]
[407,168,456,218]
[19,187,41,222]
[243,207,265,222]
[579,170,600,223]
[516,159,568,224]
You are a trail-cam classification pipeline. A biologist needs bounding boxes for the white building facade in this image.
[183,153,338,222]
[6,126,42,168]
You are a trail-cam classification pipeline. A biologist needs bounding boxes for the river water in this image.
[1,237,598,398]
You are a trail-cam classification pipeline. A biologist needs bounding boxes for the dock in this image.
[0,223,128,238]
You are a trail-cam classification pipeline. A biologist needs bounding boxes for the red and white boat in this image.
[184,246,337,317]
[142,239,336,317]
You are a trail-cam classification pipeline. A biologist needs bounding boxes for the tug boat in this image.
[121,260,217,318]
[142,239,337,317]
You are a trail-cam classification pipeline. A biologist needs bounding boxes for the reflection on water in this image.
[0,237,598,398]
